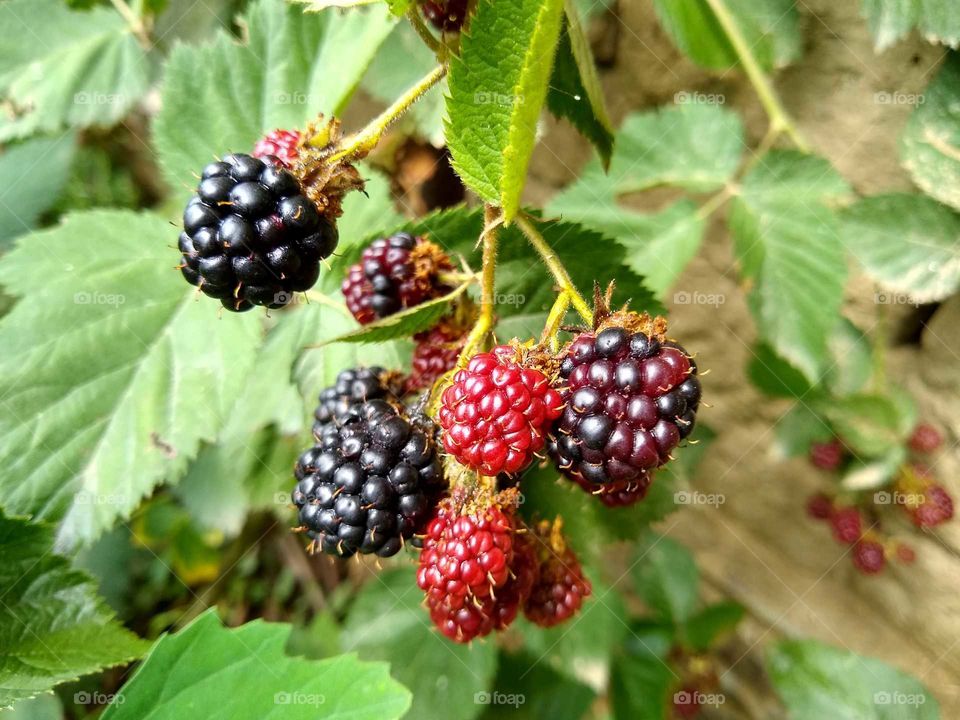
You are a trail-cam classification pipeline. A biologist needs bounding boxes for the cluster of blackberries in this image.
[292,369,443,558]
[178,152,337,311]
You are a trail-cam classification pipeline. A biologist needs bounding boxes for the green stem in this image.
[457,205,500,365]
[437,270,479,286]
[407,7,442,55]
[541,291,571,351]
[696,183,737,221]
[304,289,352,317]
[703,0,808,152]
[110,0,151,49]
[515,213,593,325]
[326,65,447,162]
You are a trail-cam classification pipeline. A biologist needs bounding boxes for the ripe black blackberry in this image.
[342,232,452,324]
[421,0,469,31]
[550,316,701,496]
[292,400,444,558]
[178,153,337,311]
[312,366,405,437]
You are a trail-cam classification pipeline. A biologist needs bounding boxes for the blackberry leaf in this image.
[863,0,960,51]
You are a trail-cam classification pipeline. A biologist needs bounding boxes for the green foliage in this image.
[0,0,152,141]
[683,601,745,652]
[479,652,596,720]
[632,534,700,623]
[862,0,960,51]
[154,0,395,195]
[0,133,76,247]
[445,0,566,219]
[841,194,960,303]
[811,393,914,457]
[730,150,851,382]
[902,54,960,211]
[653,0,801,71]
[546,0,615,166]
[0,510,148,709]
[341,568,497,720]
[609,646,673,720]
[101,609,411,719]
[767,639,940,719]
[0,211,262,548]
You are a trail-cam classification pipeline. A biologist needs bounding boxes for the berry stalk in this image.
[541,291,571,351]
[456,205,502,367]
[406,6,443,54]
[515,212,593,325]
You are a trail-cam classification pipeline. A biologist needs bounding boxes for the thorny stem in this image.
[324,65,448,162]
[407,6,443,55]
[703,0,809,152]
[456,205,501,366]
[541,291,571,351]
[515,213,593,326]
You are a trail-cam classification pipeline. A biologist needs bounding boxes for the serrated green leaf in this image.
[609,648,673,720]
[842,194,960,303]
[546,1,615,166]
[767,639,940,720]
[632,534,700,623]
[342,567,497,720]
[0,211,263,547]
[102,609,411,720]
[0,510,148,709]
[812,394,909,458]
[478,651,596,720]
[446,0,565,219]
[902,54,960,210]
[682,601,744,652]
[154,0,395,196]
[747,343,813,399]
[825,318,874,396]
[0,133,76,247]
[863,0,960,51]
[652,0,801,71]
[730,150,850,382]
[0,0,152,140]
[324,282,470,344]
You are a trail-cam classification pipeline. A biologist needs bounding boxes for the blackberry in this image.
[342,232,452,324]
[313,366,405,436]
[421,0,469,31]
[253,129,303,169]
[829,507,862,544]
[809,439,844,471]
[909,422,943,453]
[852,539,885,575]
[178,153,337,311]
[406,324,466,393]
[550,321,701,496]
[291,400,443,557]
[523,519,591,628]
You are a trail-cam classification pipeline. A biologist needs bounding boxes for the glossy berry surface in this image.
[406,325,465,392]
[852,539,886,574]
[550,326,700,494]
[342,232,451,324]
[178,153,336,311]
[438,345,564,476]
[313,366,404,437]
[291,400,443,558]
[253,129,303,169]
[523,533,591,628]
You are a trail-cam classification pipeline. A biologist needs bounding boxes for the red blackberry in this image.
[910,484,954,528]
[291,400,443,557]
[852,539,886,575]
[550,318,700,495]
[809,439,844,471]
[523,519,591,628]
[342,232,453,324]
[909,423,944,453]
[806,492,834,520]
[178,153,337,311]
[406,324,466,393]
[421,0,469,31]
[438,345,564,476]
[253,129,303,169]
[895,542,916,564]
[829,506,863,544]
[312,366,405,436]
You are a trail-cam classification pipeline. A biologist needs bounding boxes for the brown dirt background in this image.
[522,0,960,716]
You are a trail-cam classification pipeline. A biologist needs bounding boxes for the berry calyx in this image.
[342,232,453,324]
[909,422,943,453]
[852,539,886,575]
[809,439,844,471]
[829,506,863,544]
[253,129,303,169]
[313,366,405,436]
[550,314,700,496]
[523,519,591,628]
[406,322,467,393]
[438,344,564,476]
[292,399,443,557]
[178,153,337,311]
